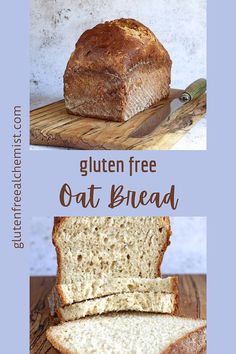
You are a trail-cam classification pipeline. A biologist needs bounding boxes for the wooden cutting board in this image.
[30,274,206,353]
[30,89,206,150]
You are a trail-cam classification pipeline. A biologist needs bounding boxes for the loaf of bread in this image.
[53,216,171,286]
[64,18,171,122]
[46,313,206,353]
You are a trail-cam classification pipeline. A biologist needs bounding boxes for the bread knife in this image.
[129,78,206,138]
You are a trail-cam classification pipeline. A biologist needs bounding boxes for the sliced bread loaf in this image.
[53,276,178,306]
[46,313,206,354]
[58,292,178,322]
[53,216,171,285]
[53,291,178,322]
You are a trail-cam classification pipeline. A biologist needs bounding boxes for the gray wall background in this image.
[30,217,206,275]
[30,0,206,150]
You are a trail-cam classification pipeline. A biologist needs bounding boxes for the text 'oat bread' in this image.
[52,216,171,287]
[64,18,172,121]
[46,313,206,354]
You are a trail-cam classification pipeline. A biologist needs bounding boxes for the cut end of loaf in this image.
[52,217,172,285]
[64,64,171,122]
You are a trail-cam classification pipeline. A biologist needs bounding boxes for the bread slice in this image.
[52,276,178,306]
[46,313,206,353]
[64,18,171,122]
[57,291,178,322]
[53,216,171,286]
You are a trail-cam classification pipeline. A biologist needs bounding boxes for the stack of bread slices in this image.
[46,216,206,353]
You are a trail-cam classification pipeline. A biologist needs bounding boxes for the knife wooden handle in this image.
[180,78,206,102]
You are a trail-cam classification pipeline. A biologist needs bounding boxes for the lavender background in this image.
[30,0,206,150]
[30,216,206,275]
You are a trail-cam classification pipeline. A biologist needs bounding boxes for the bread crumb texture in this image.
[53,217,171,284]
[57,276,177,305]
[46,313,206,354]
[59,292,177,321]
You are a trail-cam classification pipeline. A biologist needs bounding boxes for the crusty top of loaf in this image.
[66,18,171,76]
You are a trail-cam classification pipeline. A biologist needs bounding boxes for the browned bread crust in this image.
[65,18,171,76]
[156,216,172,277]
[162,325,207,354]
[52,217,67,285]
[64,18,171,121]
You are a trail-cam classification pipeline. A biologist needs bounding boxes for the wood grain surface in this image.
[30,274,206,353]
[30,89,206,150]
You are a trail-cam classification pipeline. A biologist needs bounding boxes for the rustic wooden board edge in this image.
[30,92,206,150]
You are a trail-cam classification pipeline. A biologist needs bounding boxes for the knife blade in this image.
[129,78,206,138]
